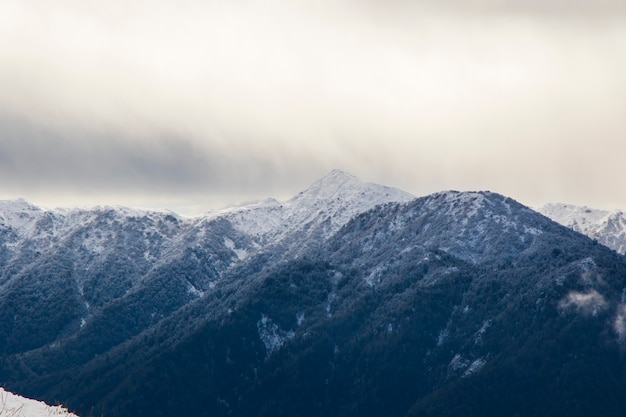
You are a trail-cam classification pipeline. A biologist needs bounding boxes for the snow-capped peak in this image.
[0,171,414,264]
[285,170,414,232]
[538,203,626,254]
[292,169,360,199]
[218,170,415,244]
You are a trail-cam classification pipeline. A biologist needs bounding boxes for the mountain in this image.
[0,387,78,417]
[2,173,626,417]
[213,169,414,245]
[538,203,626,254]
[0,170,412,358]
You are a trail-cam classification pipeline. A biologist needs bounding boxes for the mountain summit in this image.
[212,170,414,249]
[287,169,414,231]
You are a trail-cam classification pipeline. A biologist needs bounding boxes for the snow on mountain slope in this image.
[0,387,78,417]
[334,190,546,270]
[538,203,626,254]
[285,170,414,232]
[0,170,415,355]
[2,170,413,255]
[0,201,190,259]
[218,169,415,244]
[0,199,43,237]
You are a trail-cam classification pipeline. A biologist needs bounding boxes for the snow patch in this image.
[82,233,107,255]
[326,292,336,317]
[0,199,44,238]
[365,265,386,287]
[577,257,597,272]
[462,358,487,378]
[437,310,456,347]
[473,320,491,345]
[448,354,470,372]
[0,387,79,417]
[187,284,205,298]
[523,225,542,236]
[539,203,626,254]
[223,237,248,260]
[437,327,449,347]
[257,315,295,356]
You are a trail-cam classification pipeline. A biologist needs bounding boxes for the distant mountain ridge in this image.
[538,203,626,254]
[0,170,414,359]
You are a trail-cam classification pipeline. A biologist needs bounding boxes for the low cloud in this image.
[614,304,626,342]
[559,290,608,316]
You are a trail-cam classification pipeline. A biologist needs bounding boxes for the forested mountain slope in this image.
[2,173,626,417]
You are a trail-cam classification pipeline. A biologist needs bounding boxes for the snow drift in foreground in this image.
[0,388,79,417]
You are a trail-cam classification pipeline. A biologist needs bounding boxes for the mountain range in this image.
[1,170,626,417]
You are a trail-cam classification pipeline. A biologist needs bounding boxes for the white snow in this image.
[216,170,414,247]
[187,284,205,298]
[538,203,626,254]
[1,172,413,280]
[257,315,295,356]
[448,354,469,372]
[462,358,487,377]
[365,265,386,287]
[0,387,79,417]
[473,320,491,345]
[82,232,107,255]
[326,291,336,317]
[223,237,248,260]
[448,354,487,378]
[437,327,449,347]
[0,199,43,238]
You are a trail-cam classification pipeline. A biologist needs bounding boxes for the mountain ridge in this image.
[2,172,626,417]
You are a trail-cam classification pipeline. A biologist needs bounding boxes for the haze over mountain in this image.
[1,171,626,417]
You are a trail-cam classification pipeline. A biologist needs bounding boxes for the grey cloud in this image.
[1,1,626,213]
[0,115,208,192]
[0,114,328,202]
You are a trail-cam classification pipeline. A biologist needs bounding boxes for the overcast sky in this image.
[1,0,625,214]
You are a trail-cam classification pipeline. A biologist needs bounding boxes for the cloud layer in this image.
[1,1,625,213]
